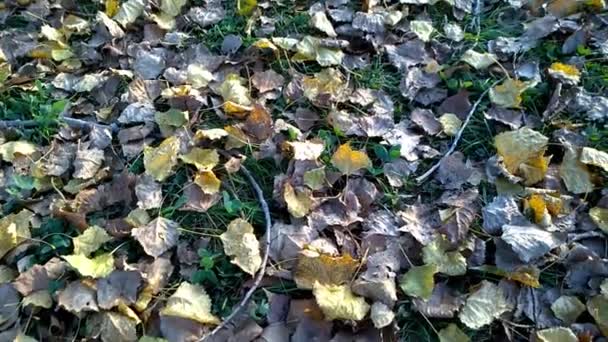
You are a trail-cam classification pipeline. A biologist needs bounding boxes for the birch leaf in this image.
[160,282,220,325]
[220,219,262,275]
[535,327,578,342]
[283,183,313,218]
[180,148,219,171]
[294,251,359,289]
[0,141,37,162]
[64,253,115,279]
[438,324,470,342]
[160,0,187,17]
[550,295,585,324]
[459,281,509,329]
[144,136,180,181]
[587,294,608,336]
[313,282,370,321]
[132,217,180,258]
[580,146,608,172]
[194,171,221,194]
[589,207,608,233]
[560,144,594,194]
[400,264,437,300]
[0,210,33,259]
[73,226,111,256]
[331,143,371,175]
[113,0,146,27]
[489,79,532,108]
[461,50,497,69]
[422,236,467,276]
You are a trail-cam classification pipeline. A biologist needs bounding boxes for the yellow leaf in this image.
[144,136,180,181]
[64,253,115,278]
[548,62,581,85]
[422,235,467,276]
[560,144,594,194]
[294,250,359,289]
[237,0,257,16]
[494,127,549,183]
[580,146,608,172]
[399,264,437,300]
[519,155,550,186]
[220,219,262,275]
[73,226,112,256]
[180,148,219,171]
[0,209,32,259]
[105,0,120,17]
[224,125,249,150]
[194,171,221,194]
[302,68,345,102]
[489,78,532,108]
[589,207,608,233]
[283,183,313,218]
[313,282,370,321]
[439,113,462,136]
[160,0,187,17]
[0,141,37,162]
[160,282,220,325]
[526,194,549,224]
[219,74,252,116]
[194,128,229,141]
[331,143,371,175]
[508,265,541,288]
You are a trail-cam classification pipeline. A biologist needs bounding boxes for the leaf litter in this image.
[0,0,607,341]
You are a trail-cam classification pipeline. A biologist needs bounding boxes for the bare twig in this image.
[416,79,502,183]
[0,117,118,133]
[202,158,271,341]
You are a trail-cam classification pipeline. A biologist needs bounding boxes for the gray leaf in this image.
[501,225,563,262]
[132,217,180,257]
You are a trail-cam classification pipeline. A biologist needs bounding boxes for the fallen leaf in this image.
[589,207,608,233]
[287,141,325,161]
[180,148,219,172]
[97,270,142,309]
[22,290,52,309]
[331,143,371,175]
[160,282,220,325]
[550,295,586,324]
[535,327,578,342]
[132,217,180,258]
[422,236,467,276]
[92,311,138,342]
[144,136,180,181]
[0,284,20,328]
[294,250,359,289]
[0,141,37,162]
[587,294,608,336]
[459,281,509,329]
[439,113,462,136]
[237,0,257,16]
[113,0,146,27]
[64,253,115,278]
[0,209,32,259]
[438,324,470,342]
[312,282,370,321]
[548,62,580,85]
[219,74,253,116]
[220,219,262,275]
[73,226,111,256]
[501,224,562,262]
[489,78,533,108]
[400,264,437,300]
[580,146,608,172]
[57,281,99,313]
[194,171,221,194]
[410,20,434,42]
[494,127,549,184]
[560,143,594,194]
[370,302,394,328]
[461,50,497,69]
[283,183,313,218]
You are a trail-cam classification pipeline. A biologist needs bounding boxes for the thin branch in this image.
[201,160,271,341]
[416,79,502,184]
[0,117,118,133]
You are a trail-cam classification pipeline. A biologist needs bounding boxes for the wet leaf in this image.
[64,253,115,278]
[94,312,138,342]
[312,282,370,321]
[400,264,437,300]
[220,219,262,275]
[132,217,180,258]
[160,282,220,325]
[331,143,372,175]
[459,281,509,329]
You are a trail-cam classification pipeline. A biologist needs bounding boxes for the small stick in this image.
[201,159,271,341]
[416,79,501,183]
[0,117,118,133]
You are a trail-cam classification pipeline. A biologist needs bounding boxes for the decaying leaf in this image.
[312,282,370,321]
[57,281,99,313]
[459,281,510,329]
[220,219,262,275]
[560,143,594,194]
[0,209,32,259]
[132,217,180,258]
[331,143,372,175]
[438,324,470,342]
[160,282,220,325]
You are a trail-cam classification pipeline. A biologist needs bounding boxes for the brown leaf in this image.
[244,104,273,141]
[252,69,285,93]
[97,270,142,309]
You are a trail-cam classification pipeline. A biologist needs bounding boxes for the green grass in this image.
[0,82,67,144]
